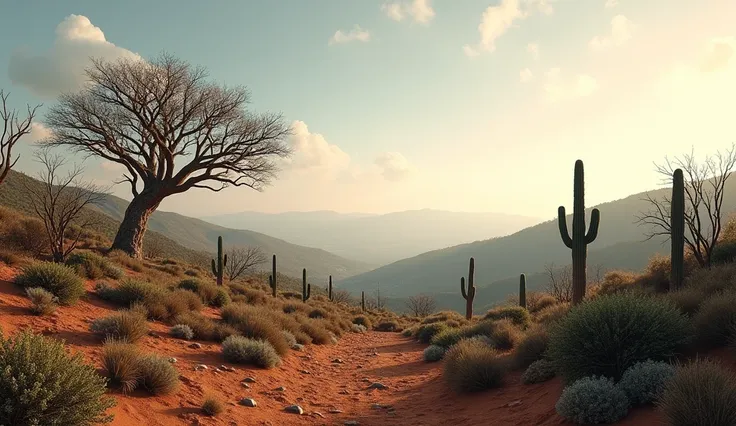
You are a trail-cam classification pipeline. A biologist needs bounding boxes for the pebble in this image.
[194,364,208,371]
[367,382,388,390]
[312,412,325,418]
[332,358,344,364]
[168,357,177,363]
[328,408,343,414]
[240,398,257,407]
[189,342,202,349]
[275,386,286,392]
[284,405,304,415]
[345,421,360,426]
[241,383,250,389]
[300,370,311,375]
[242,377,256,383]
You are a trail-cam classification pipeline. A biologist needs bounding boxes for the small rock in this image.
[367,382,388,390]
[507,400,522,408]
[300,370,311,375]
[241,383,250,389]
[275,386,286,392]
[371,404,383,410]
[194,364,208,371]
[284,405,304,415]
[328,408,343,414]
[312,412,325,418]
[214,368,223,373]
[148,331,160,338]
[242,377,256,383]
[220,365,235,372]
[189,342,202,349]
[240,398,257,407]
[357,365,363,369]
[168,357,177,363]
[332,358,344,364]
[293,343,304,351]
[345,421,360,426]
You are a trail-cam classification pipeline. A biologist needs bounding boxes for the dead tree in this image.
[24,148,108,262]
[405,294,436,317]
[636,145,736,267]
[225,246,267,281]
[0,90,40,185]
[544,263,573,303]
[44,54,292,258]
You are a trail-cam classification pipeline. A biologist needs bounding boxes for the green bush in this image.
[443,339,506,393]
[14,261,86,305]
[555,376,629,424]
[692,292,736,348]
[137,354,180,395]
[25,287,58,315]
[483,306,531,327]
[66,251,122,280]
[617,360,675,406]
[548,294,691,382]
[177,278,219,304]
[97,279,164,306]
[102,338,141,394]
[222,336,281,368]
[221,304,290,355]
[423,345,446,362]
[430,327,464,348]
[512,327,549,369]
[659,359,736,426]
[416,322,449,343]
[170,324,195,340]
[489,319,522,350]
[0,329,115,425]
[712,241,736,265]
[90,309,149,343]
[521,359,556,384]
[211,288,231,307]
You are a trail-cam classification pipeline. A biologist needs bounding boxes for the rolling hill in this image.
[0,170,373,282]
[201,209,543,264]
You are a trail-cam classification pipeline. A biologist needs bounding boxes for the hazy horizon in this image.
[1,1,734,220]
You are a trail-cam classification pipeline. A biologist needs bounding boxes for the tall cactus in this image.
[519,273,527,308]
[211,236,227,286]
[302,268,311,302]
[460,257,476,320]
[671,168,685,291]
[328,275,333,301]
[269,254,277,297]
[361,291,366,311]
[558,160,600,305]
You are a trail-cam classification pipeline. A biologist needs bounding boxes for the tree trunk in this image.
[111,190,163,259]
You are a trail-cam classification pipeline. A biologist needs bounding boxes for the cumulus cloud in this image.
[8,14,139,98]
[328,25,372,46]
[374,152,414,182]
[543,68,599,102]
[25,122,52,144]
[381,0,435,24]
[520,68,534,83]
[282,121,352,177]
[589,15,634,51]
[700,36,736,72]
[463,0,554,57]
[527,42,540,59]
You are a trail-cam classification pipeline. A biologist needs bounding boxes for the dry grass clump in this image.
[443,339,507,393]
[137,354,180,395]
[489,319,523,350]
[25,287,58,315]
[692,291,736,348]
[102,338,141,394]
[222,336,281,368]
[220,304,290,355]
[483,306,531,327]
[201,396,224,416]
[512,326,549,369]
[90,309,149,343]
[107,249,145,272]
[14,261,85,305]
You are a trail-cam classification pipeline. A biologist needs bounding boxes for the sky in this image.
[0,0,735,219]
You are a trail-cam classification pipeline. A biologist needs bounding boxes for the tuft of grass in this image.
[483,306,531,327]
[101,338,141,394]
[25,287,58,316]
[90,309,149,343]
[221,304,291,354]
[202,396,224,416]
[14,261,85,305]
[443,339,507,393]
[692,291,736,348]
[66,251,122,280]
[375,320,400,332]
[137,354,180,395]
[512,327,549,369]
[489,319,522,350]
[170,324,194,340]
[222,336,281,368]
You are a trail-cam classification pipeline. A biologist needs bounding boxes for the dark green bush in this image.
[416,322,449,343]
[14,261,86,305]
[556,376,629,424]
[443,339,506,393]
[430,327,464,348]
[712,241,736,265]
[521,359,556,384]
[548,294,691,383]
[211,288,231,307]
[0,329,115,425]
[66,251,122,280]
[352,315,373,329]
[692,292,736,348]
[375,320,399,332]
[483,306,531,327]
[96,279,164,307]
[222,336,281,368]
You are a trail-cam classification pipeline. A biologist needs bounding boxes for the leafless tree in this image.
[1,90,41,185]
[590,263,605,284]
[405,294,436,317]
[24,148,108,262]
[143,235,166,259]
[43,54,292,258]
[225,246,267,281]
[331,289,353,305]
[545,263,573,303]
[373,286,386,310]
[636,145,736,267]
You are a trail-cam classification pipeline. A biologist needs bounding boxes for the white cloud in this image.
[26,122,52,144]
[381,0,435,24]
[527,42,540,59]
[543,68,599,102]
[8,15,140,98]
[328,25,372,46]
[520,68,534,83]
[374,152,415,182]
[589,15,635,51]
[605,0,618,8]
[463,0,554,57]
[282,121,351,178]
[700,36,736,72]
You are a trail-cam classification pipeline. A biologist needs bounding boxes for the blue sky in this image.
[0,0,735,218]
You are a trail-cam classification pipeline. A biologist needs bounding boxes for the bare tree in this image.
[373,285,386,310]
[143,235,166,259]
[405,294,436,317]
[636,146,736,267]
[545,263,573,303]
[44,54,292,258]
[590,263,606,284]
[1,90,41,185]
[225,246,267,281]
[24,148,108,262]
[331,289,353,305]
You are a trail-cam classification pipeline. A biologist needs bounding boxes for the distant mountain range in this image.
[200,209,544,264]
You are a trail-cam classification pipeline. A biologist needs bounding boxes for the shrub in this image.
[351,324,367,333]
[97,278,163,306]
[401,327,416,337]
[535,303,570,325]
[102,338,141,394]
[522,359,556,384]
[483,306,531,327]
[352,315,373,329]
[548,294,691,382]
[618,360,675,406]
[170,324,195,340]
[666,287,708,316]
[66,251,122,280]
[423,345,446,362]
[461,320,496,339]
[211,288,231,307]
[90,310,149,343]
[430,328,464,349]
[14,261,85,305]
[375,320,399,332]
[421,311,466,325]
[555,376,629,424]
[25,287,58,315]
[212,323,241,343]
[712,241,736,265]
[4,216,49,254]
[489,319,522,350]
[222,336,281,368]
[220,304,290,355]
[692,291,736,348]
[0,329,115,425]
[300,321,333,345]
[416,322,449,344]
[202,396,224,416]
[177,278,219,304]
[512,327,549,369]
[107,250,145,272]
[528,294,557,313]
[596,270,639,296]
[659,359,736,426]
[282,330,298,348]
[137,354,180,395]
[170,289,204,312]
[172,312,216,340]
[309,308,327,319]
[443,339,506,393]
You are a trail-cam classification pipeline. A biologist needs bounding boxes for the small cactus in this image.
[328,275,333,301]
[302,268,311,302]
[269,254,277,297]
[519,273,527,308]
[671,168,685,291]
[361,291,366,311]
[211,236,227,286]
[460,257,476,320]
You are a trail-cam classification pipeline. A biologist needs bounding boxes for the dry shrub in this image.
[172,312,216,340]
[526,292,557,313]
[535,303,570,325]
[220,304,290,355]
[229,283,268,305]
[107,250,145,272]
[90,309,149,343]
[692,291,736,348]
[512,326,550,369]
[490,319,523,350]
[443,339,507,393]
[202,396,224,416]
[14,261,85,305]
[596,270,640,296]
[684,262,736,296]
[640,253,699,291]
[102,338,141,394]
[299,320,333,345]
[483,306,531,327]
[170,289,203,311]
[352,315,373,329]
[222,336,281,368]
[422,311,466,325]
[137,355,179,395]
[666,287,708,316]
[25,287,58,316]
[4,217,49,255]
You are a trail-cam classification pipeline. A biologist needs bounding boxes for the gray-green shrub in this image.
[90,309,149,343]
[222,336,281,368]
[692,291,736,348]
[14,261,85,305]
[522,359,556,384]
[483,306,531,327]
[170,324,195,340]
[555,376,629,424]
[512,327,549,369]
[617,360,675,406]
[25,287,58,315]
[423,345,446,362]
[137,354,180,395]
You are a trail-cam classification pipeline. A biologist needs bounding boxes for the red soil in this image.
[0,265,663,426]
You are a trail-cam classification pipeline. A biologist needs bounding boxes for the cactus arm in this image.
[211,259,217,276]
[461,277,467,300]
[585,208,600,244]
[224,254,228,267]
[558,206,573,248]
[307,283,311,300]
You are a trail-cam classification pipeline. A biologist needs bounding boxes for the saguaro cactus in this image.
[269,254,277,297]
[361,291,366,311]
[519,273,527,308]
[328,275,333,301]
[211,236,227,286]
[671,168,685,291]
[460,257,476,320]
[558,160,600,305]
[302,268,311,302]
